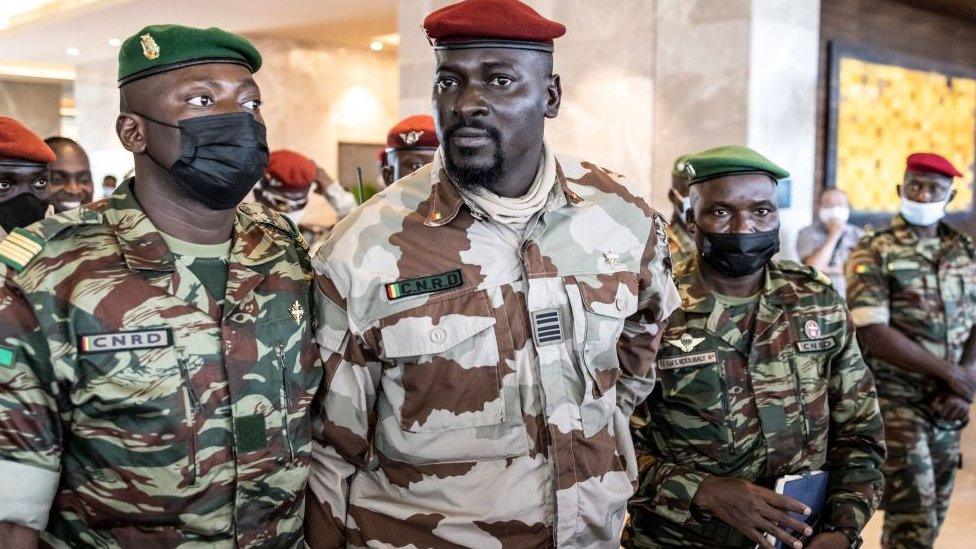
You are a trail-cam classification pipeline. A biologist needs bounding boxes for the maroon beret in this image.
[907,152,963,179]
[0,117,56,164]
[267,150,316,190]
[423,0,566,52]
[386,115,439,151]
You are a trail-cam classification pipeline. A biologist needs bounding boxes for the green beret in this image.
[118,25,261,86]
[683,145,789,185]
[672,154,690,178]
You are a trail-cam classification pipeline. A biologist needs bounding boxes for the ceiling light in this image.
[369,40,383,52]
[108,38,121,47]
[66,46,80,56]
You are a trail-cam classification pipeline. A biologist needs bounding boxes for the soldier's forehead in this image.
[906,171,952,187]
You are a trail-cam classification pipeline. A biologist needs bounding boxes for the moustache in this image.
[444,120,502,145]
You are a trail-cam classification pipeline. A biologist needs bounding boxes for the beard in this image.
[442,120,505,193]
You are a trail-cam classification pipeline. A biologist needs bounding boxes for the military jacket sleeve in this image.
[631,434,713,526]
[0,267,63,530]
[307,269,381,547]
[822,308,886,532]
[845,235,890,327]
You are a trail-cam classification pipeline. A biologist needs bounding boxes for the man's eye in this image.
[0,181,10,190]
[267,178,282,188]
[410,163,424,171]
[32,178,48,189]
[489,76,514,87]
[187,95,214,107]
[242,99,261,110]
[51,173,66,183]
[755,208,770,216]
[436,77,458,89]
[712,208,729,216]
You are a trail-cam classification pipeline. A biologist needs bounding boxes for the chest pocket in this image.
[566,272,639,437]
[372,289,527,465]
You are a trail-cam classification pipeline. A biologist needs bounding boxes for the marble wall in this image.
[72,37,399,192]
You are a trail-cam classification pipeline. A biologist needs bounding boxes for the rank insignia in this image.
[667,332,705,353]
[290,301,304,324]
[531,308,563,346]
[140,33,160,60]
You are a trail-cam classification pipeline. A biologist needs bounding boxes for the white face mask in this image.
[818,205,850,224]
[899,196,947,227]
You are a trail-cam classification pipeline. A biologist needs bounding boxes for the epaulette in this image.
[0,207,103,272]
[778,260,833,287]
[239,202,309,252]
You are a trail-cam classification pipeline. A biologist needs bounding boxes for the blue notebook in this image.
[765,470,829,549]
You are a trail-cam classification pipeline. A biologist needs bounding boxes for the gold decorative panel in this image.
[835,57,975,212]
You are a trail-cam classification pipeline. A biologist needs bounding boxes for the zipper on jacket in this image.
[275,342,295,463]
[717,371,737,455]
[789,357,810,443]
[178,351,199,484]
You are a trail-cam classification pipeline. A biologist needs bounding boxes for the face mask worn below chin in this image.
[0,193,48,233]
[701,228,780,277]
[899,196,948,227]
[140,111,269,210]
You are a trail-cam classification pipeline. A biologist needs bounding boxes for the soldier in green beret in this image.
[667,153,696,267]
[627,146,885,549]
[0,25,321,547]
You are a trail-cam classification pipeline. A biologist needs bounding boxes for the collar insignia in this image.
[668,333,705,353]
[603,247,620,269]
[290,301,304,325]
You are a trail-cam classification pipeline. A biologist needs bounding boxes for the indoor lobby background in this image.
[2,0,975,546]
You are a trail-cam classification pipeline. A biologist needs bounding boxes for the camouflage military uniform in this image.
[846,214,976,548]
[627,259,885,548]
[308,153,679,547]
[0,180,321,547]
[666,213,695,268]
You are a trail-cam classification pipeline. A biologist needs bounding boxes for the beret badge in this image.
[140,33,160,60]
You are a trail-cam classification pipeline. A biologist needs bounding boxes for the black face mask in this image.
[700,229,779,277]
[141,112,269,210]
[0,193,48,233]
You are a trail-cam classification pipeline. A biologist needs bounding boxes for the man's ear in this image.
[685,208,696,235]
[381,165,394,187]
[116,113,146,154]
[545,74,561,119]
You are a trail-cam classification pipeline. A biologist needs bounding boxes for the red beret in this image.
[0,117,56,164]
[267,150,316,190]
[907,152,963,179]
[386,115,439,151]
[423,0,566,52]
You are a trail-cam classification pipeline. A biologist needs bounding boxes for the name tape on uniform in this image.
[385,269,463,300]
[78,328,173,354]
[795,337,836,353]
[657,351,718,370]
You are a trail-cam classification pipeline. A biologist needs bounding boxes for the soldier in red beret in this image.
[0,117,55,240]
[380,114,439,187]
[847,152,976,548]
[307,1,678,547]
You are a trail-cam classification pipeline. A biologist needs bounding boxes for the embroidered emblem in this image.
[796,337,836,353]
[658,351,717,370]
[684,162,696,178]
[399,130,424,146]
[385,269,463,300]
[668,333,705,353]
[290,301,304,324]
[140,33,160,60]
[531,308,563,346]
[804,320,822,340]
[78,328,172,354]
[603,247,620,269]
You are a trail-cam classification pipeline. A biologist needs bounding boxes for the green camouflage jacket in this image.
[307,153,680,548]
[0,180,321,547]
[666,213,696,269]
[628,259,885,548]
[845,214,976,407]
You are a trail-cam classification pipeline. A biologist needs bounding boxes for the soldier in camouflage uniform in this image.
[666,154,696,268]
[0,26,321,547]
[628,146,885,549]
[305,1,679,547]
[845,152,976,549]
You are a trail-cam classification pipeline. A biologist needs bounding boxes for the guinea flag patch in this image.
[0,345,15,367]
[385,269,463,300]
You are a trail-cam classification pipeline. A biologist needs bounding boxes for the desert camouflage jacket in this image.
[307,153,679,548]
[666,213,696,269]
[845,214,976,406]
[0,180,321,547]
[628,259,885,548]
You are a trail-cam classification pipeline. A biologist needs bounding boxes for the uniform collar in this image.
[889,213,959,245]
[423,150,587,227]
[676,258,799,314]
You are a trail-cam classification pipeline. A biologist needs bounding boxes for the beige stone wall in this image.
[0,78,62,140]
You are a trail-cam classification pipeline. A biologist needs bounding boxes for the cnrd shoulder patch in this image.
[385,269,462,300]
[0,228,45,272]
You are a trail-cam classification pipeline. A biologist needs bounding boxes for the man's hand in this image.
[0,521,39,549]
[941,367,976,402]
[825,217,845,236]
[312,165,336,195]
[804,531,850,549]
[693,477,812,549]
[933,392,971,422]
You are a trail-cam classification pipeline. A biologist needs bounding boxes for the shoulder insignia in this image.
[812,268,832,287]
[0,228,45,272]
[239,202,309,252]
